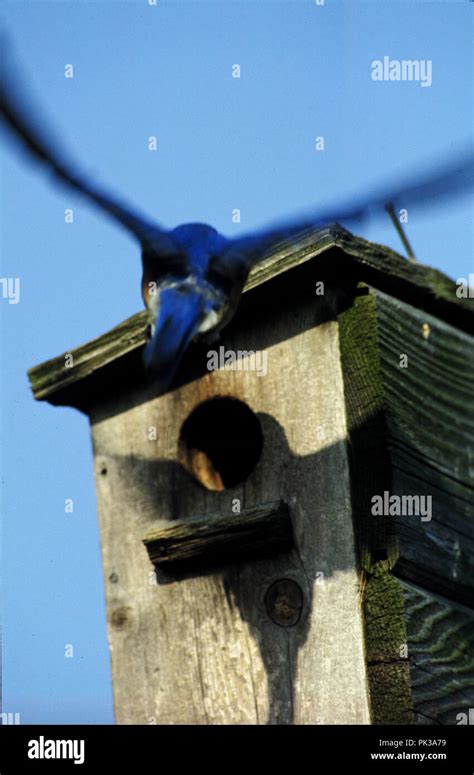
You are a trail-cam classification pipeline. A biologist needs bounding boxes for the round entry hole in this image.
[178,397,264,491]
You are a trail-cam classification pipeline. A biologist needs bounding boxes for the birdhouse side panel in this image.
[89,290,370,724]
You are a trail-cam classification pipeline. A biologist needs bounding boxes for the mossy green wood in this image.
[338,287,411,724]
[338,284,474,724]
[338,287,397,573]
[364,566,413,725]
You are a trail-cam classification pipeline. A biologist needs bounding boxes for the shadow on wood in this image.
[98,410,364,724]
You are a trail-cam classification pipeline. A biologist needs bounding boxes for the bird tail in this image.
[143,287,206,393]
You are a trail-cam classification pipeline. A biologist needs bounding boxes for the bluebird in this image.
[1,49,473,392]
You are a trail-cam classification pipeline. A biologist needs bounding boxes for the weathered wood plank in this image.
[340,285,474,604]
[143,500,293,571]
[331,227,472,332]
[28,224,473,404]
[339,284,474,724]
[29,309,148,401]
[90,285,370,724]
[401,579,474,725]
[375,291,474,606]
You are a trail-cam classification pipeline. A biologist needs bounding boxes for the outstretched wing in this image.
[0,39,175,254]
[224,148,474,268]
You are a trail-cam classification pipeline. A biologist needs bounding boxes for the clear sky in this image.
[1,0,472,724]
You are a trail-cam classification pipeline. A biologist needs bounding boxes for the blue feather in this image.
[143,286,205,392]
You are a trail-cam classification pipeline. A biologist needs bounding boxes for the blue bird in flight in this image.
[1,48,473,392]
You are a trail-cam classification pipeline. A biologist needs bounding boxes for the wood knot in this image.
[265,578,303,627]
[110,606,132,629]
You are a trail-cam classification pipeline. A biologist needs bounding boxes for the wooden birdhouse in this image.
[28,225,474,725]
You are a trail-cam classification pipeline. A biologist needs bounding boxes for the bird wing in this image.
[223,149,474,269]
[0,39,176,255]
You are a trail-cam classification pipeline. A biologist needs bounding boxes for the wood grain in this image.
[401,580,474,725]
[375,291,474,606]
[90,285,370,724]
[143,500,293,571]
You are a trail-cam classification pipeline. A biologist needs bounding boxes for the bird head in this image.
[170,223,229,270]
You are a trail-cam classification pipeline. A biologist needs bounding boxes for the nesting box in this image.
[29,225,474,725]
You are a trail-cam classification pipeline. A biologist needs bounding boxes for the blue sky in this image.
[1,0,472,724]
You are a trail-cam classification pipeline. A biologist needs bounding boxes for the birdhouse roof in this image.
[28,224,473,411]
